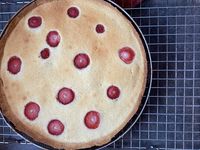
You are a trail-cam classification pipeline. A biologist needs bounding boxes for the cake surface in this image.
[0,0,147,149]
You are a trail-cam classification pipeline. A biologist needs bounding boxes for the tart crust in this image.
[0,0,147,149]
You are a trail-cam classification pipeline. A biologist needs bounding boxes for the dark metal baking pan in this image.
[0,0,152,149]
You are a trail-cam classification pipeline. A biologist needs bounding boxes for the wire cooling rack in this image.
[1,0,200,149]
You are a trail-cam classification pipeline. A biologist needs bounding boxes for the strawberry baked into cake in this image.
[0,0,147,149]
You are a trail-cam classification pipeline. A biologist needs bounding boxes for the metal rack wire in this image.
[0,0,200,149]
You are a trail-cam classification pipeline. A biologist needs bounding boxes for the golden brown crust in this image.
[0,0,147,149]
